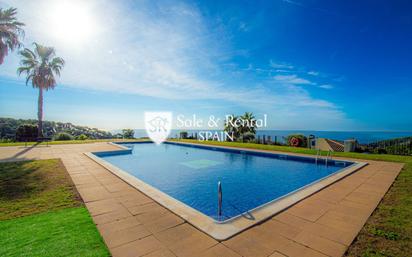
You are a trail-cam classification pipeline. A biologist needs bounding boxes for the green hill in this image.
[0,117,112,140]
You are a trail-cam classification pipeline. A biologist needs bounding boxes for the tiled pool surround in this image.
[87,141,367,240]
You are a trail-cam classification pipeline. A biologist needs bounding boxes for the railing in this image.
[325,150,332,166]
[172,132,412,156]
[362,137,412,156]
[315,149,321,165]
[316,149,332,166]
[217,181,222,218]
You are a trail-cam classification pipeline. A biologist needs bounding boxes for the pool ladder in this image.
[217,181,222,218]
[315,149,332,166]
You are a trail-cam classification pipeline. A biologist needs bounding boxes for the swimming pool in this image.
[87,141,366,240]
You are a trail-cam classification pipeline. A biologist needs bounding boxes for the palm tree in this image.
[240,112,256,132]
[239,112,257,142]
[224,114,241,141]
[0,7,24,64]
[17,43,65,137]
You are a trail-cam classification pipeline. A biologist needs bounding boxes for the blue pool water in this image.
[95,142,354,221]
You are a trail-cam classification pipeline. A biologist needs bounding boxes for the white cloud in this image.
[307,70,319,76]
[1,0,228,99]
[273,74,314,85]
[319,84,334,89]
[0,0,351,129]
[269,60,294,69]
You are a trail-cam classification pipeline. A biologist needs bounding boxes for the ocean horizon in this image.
[120,129,412,144]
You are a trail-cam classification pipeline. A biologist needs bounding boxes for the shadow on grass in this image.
[0,159,81,221]
[0,161,42,200]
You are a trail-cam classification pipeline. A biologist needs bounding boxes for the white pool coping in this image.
[85,141,367,241]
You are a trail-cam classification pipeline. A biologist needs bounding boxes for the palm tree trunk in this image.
[38,87,43,137]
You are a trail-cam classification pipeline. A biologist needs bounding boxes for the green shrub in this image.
[1,138,15,143]
[180,131,188,139]
[75,134,88,140]
[369,228,400,241]
[53,133,73,141]
[15,124,38,142]
[373,148,388,154]
[286,134,308,147]
[240,132,255,142]
[122,129,134,139]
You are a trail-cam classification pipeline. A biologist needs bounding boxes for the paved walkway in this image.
[0,143,404,257]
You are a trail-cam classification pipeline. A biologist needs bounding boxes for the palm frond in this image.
[17,66,30,75]
[0,7,24,64]
[25,73,34,86]
[19,48,36,60]
[17,42,65,90]
[34,43,55,61]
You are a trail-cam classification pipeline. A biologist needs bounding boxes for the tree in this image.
[224,114,240,141]
[224,112,257,142]
[122,129,134,139]
[15,124,38,142]
[0,7,24,64]
[239,112,257,142]
[17,43,65,137]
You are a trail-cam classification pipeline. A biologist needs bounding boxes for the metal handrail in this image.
[325,150,333,166]
[315,149,334,166]
[315,149,321,165]
[218,181,222,218]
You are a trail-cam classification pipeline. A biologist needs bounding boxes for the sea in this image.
[128,129,412,144]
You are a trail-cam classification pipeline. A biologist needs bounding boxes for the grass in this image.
[0,159,109,257]
[176,139,412,257]
[0,138,142,147]
[346,159,412,257]
[0,159,81,220]
[0,207,108,257]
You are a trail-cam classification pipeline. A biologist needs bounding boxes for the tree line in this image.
[0,117,112,141]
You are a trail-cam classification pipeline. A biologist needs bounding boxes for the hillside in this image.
[0,118,112,140]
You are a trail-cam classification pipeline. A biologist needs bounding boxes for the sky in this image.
[0,0,411,131]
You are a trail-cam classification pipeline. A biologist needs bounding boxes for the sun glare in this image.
[49,1,97,46]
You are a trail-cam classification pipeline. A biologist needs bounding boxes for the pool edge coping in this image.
[85,141,368,241]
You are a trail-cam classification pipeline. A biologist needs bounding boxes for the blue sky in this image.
[1,0,411,131]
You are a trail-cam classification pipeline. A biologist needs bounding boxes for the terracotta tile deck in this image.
[0,142,404,257]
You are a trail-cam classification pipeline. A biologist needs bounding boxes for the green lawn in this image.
[0,159,81,220]
[176,139,412,257]
[0,207,108,257]
[0,138,143,147]
[0,159,109,257]
[347,162,412,257]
